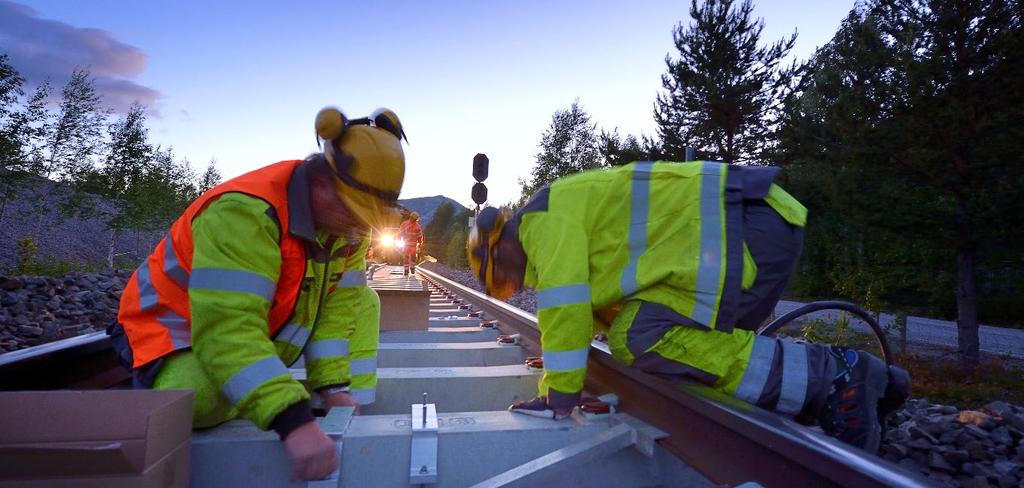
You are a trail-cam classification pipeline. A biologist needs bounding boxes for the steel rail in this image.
[416,267,934,488]
[0,331,127,390]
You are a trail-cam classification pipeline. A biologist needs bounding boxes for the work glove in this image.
[508,396,573,420]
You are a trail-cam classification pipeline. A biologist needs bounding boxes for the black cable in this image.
[756,300,895,366]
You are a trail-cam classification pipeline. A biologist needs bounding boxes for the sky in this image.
[3,0,855,208]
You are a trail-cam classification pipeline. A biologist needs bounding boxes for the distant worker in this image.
[108,106,407,480]
[466,161,909,453]
[399,211,423,275]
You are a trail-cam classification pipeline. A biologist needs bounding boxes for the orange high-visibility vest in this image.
[117,160,307,368]
[399,219,422,256]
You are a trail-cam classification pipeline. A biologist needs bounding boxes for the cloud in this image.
[0,0,161,114]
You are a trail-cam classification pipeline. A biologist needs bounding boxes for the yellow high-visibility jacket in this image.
[515,161,806,407]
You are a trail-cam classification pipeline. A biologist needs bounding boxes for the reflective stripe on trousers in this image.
[542,348,588,372]
[735,335,830,415]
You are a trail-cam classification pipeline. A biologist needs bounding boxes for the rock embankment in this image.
[884,400,1024,487]
[422,263,1024,487]
[0,271,129,352]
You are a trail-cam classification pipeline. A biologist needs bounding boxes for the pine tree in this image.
[872,0,1023,368]
[598,129,662,166]
[199,159,222,193]
[655,0,796,164]
[778,2,1024,368]
[519,99,602,203]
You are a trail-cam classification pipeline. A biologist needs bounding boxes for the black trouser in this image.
[733,201,804,330]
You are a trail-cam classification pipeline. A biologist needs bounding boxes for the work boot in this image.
[877,365,910,441]
[818,347,889,453]
[508,396,572,420]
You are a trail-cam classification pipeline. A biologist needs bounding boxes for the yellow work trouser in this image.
[153,351,239,428]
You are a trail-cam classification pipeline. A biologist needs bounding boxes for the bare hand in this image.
[282,421,339,481]
[324,390,361,415]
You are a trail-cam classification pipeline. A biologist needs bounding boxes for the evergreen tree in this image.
[199,159,222,193]
[598,129,663,166]
[422,202,456,259]
[655,0,796,164]
[778,2,1024,368]
[519,99,602,203]
[873,0,1023,368]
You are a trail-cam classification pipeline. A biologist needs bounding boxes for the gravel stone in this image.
[17,325,42,336]
[1,270,129,352]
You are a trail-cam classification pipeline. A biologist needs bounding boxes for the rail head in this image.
[417,267,933,488]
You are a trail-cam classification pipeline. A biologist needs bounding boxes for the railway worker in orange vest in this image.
[108,107,406,481]
[399,211,423,275]
[466,161,910,453]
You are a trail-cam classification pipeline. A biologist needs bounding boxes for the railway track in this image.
[415,267,933,488]
[0,265,933,487]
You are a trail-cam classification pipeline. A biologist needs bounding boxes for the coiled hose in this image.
[756,300,896,367]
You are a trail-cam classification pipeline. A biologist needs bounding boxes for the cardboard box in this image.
[0,389,194,487]
[369,270,431,331]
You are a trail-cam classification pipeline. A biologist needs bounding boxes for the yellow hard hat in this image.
[466,206,511,298]
[315,106,407,231]
[410,211,420,221]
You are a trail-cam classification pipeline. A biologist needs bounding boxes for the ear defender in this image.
[370,108,407,142]
[315,107,347,142]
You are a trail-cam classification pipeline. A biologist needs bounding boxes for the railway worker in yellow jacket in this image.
[467,161,909,453]
[109,107,407,480]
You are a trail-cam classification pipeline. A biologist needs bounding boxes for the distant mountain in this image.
[398,196,469,227]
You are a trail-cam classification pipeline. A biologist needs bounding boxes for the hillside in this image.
[0,176,161,273]
[0,177,467,272]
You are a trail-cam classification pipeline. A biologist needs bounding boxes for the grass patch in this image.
[777,314,1024,409]
[896,352,1024,408]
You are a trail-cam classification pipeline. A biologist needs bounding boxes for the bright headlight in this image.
[396,238,406,250]
[381,234,395,247]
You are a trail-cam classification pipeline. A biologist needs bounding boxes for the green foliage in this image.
[423,202,456,259]
[800,313,853,345]
[14,236,38,275]
[199,159,222,194]
[44,68,109,181]
[777,2,1024,365]
[655,0,796,164]
[9,236,106,276]
[0,57,50,224]
[62,103,202,265]
[445,226,469,269]
[598,129,662,166]
[519,99,602,204]
[0,53,217,268]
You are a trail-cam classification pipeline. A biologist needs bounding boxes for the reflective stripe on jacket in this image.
[517,160,807,402]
